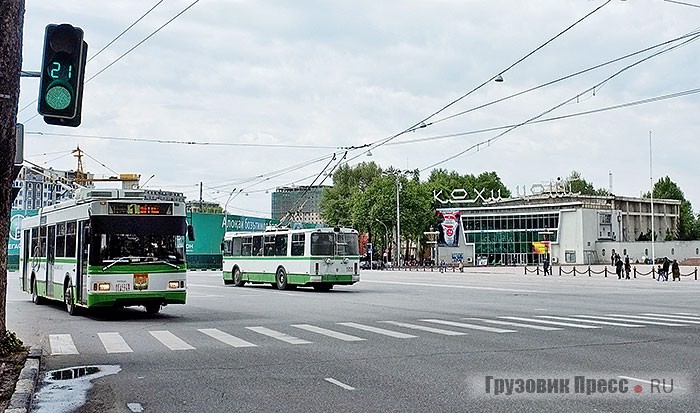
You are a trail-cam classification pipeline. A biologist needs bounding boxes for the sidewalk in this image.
[4,346,42,413]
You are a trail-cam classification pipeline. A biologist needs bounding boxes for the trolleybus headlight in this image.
[325,258,332,265]
[342,257,349,264]
[168,281,181,289]
[95,282,111,291]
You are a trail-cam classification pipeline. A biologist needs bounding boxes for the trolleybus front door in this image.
[76,221,89,303]
[46,225,55,298]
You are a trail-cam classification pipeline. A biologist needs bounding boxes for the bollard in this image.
[536,267,540,276]
[604,266,608,278]
[633,267,636,279]
[559,266,562,276]
[695,268,697,281]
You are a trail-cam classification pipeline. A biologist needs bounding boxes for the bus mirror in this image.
[187,225,195,242]
[220,242,225,252]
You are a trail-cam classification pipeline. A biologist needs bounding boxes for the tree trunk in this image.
[0,0,25,335]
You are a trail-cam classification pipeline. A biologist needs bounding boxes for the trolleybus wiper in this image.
[102,256,133,271]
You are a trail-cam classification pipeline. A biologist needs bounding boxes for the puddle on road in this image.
[33,365,121,413]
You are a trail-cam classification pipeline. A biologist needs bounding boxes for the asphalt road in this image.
[6,268,700,413]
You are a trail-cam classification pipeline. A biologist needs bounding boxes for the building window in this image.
[602,249,606,256]
[671,248,675,256]
[565,250,576,263]
[623,249,627,256]
[645,248,648,256]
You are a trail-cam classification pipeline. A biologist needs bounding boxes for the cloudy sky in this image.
[17,0,700,218]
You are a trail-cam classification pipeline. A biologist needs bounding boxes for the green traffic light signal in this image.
[38,24,85,123]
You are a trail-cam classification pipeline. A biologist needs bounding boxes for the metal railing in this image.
[524,265,698,280]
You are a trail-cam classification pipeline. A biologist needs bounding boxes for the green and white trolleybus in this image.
[222,226,360,291]
[19,187,192,315]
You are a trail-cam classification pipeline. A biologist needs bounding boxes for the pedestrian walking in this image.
[611,249,616,266]
[662,257,671,282]
[615,257,623,279]
[439,258,445,273]
[543,258,550,276]
[671,259,680,281]
[624,255,631,280]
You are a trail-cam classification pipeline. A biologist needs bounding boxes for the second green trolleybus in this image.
[222,226,360,291]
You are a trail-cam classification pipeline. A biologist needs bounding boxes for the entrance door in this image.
[22,229,30,291]
[76,221,90,304]
[46,225,55,298]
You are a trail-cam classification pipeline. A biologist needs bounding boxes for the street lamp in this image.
[395,176,402,267]
[375,218,389,264]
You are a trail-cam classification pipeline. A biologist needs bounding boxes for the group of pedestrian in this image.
[656,257,681,281]
[614,254,631,280]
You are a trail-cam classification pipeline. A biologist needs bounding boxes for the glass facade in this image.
[462,212,559,265]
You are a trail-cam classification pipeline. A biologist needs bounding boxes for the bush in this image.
[0,330,24,357]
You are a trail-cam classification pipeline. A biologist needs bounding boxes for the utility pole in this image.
[0,0,26,337]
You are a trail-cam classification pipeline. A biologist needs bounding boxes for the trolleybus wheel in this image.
[233,268,245,287]
[276,267,288,290]
[64,284,78,316]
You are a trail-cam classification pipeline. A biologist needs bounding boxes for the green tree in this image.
[644,176,697,240]
[563,171,609,196]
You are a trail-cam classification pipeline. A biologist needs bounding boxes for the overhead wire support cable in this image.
[362,0,613,155]
[18,0,167,116]
[419,31,700,172]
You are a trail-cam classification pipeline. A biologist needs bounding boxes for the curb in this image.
[4,346,42,413]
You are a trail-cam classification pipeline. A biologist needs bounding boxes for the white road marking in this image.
[361,280,546,294]
[98,332,134,353]
[540,315,644,327]
[422,319,516,333]
[336,322,416,338]
[198,328,257,347]
[640,314,700,323]
[127,402,144,412]
[325,377,355,390]
[674,312,699,316]
[49,334,79,355]
[603,314,689,326]
[574,315,687,327]
[380,321,467,336]
[464,318,561,331]
[292,324,365,341]
[246,326,312,344]
[499,316,600,329]
[149,330,195,350]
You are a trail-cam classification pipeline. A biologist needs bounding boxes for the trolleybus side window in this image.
[241,236,252,256]
[311,233,334,256]
[252,236,263,256]
[275,234,288,256]
[229,238,240,256]
[56,222,66,257]
[65,221,77,257]
[264,235,275,256]
[31,227,39,257]
[291,233,305,256]
[40,226,47,257]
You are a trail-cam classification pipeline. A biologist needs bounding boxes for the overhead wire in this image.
[418,31,700,172]
[18,0,167,117]
[21,0,201,124]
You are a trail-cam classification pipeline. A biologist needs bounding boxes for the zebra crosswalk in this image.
[46,312,700,356]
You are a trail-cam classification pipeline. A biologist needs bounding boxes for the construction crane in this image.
[72,146,141,188]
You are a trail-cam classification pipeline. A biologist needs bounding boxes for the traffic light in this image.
[38,24,86,126]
